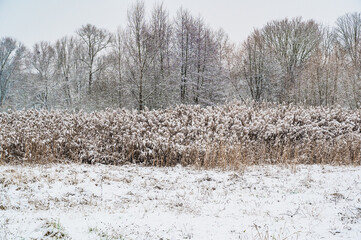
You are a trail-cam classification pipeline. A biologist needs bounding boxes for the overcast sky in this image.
[0,0,360,47]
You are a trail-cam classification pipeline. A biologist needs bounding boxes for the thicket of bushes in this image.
[1,102,360,167]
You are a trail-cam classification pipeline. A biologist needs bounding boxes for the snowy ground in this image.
[0,164,361,240]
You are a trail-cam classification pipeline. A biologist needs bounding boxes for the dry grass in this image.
[1,101,360,168]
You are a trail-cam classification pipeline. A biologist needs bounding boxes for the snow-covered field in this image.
[0,164,361,239]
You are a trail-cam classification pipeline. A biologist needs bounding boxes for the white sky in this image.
[0,0,360,48]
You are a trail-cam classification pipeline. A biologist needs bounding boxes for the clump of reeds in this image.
[1,101,360,168]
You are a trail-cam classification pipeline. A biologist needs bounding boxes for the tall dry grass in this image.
[0,101,360,168]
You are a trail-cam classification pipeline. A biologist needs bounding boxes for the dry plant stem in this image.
[0,101,360,168]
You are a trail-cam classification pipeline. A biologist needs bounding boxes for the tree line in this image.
[0,2,360,111]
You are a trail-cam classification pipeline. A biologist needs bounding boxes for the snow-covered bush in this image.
[0,101,360,167]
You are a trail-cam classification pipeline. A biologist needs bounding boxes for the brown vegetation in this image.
[0,101,360,168]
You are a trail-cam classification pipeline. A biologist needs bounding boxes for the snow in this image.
[2,103,361,166]
[0,163,361,239]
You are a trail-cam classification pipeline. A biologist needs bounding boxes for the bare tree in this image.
[299,27,341,106]
[30,41,55,109]
[238,29,271,101]
[0,37,25,108]
[122,1,155,110]
[77,24,112,94]
[192,21,226,105]
[335,12,361,66]
[263,17,321,101]
[174,8,195,104]
[148,3,173,109]
[55,36,84,109]
[335,12,361,107]
[107,28,127,108]
[3,6,361,111]
[213,29,234,101]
